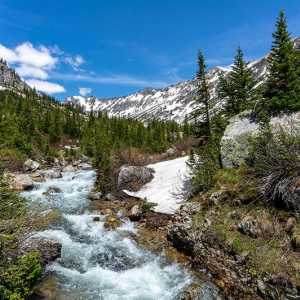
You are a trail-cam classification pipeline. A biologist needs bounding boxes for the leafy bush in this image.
[247,124,300,211]
[0,252,42,300]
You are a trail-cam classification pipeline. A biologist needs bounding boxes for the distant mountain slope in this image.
[67,37,299,123]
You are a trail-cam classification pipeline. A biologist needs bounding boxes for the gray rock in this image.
[88,191,102,201]
[39,169,62,179]
[24,159,40,172]
[166,147,176,156]
[128,204,143,221]
[43,186,62,195]
[19,237,62,265]
[221,111,300,168]
[104,193,116,201]
[209,190,230,205]
[177,282,223,300]
[13,174,34,191]
[238,216,261,238]
[117,165,154,191]
[62,165,76,172]
[79,163,93,170]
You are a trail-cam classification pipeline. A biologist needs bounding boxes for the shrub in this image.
[247,123,300,211]
[0,252,42,300]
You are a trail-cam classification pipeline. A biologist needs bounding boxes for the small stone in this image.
[43,186,62,195]
[285,217,297,233]
[24,159,40,172]
[291,230,300,251]
[128,204,143,221]
[88,191,102,201]
[93,216,100,222]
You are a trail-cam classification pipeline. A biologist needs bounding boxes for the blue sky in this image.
[0,0,300,99]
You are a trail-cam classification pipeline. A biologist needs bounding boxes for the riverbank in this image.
[12,158,214,300]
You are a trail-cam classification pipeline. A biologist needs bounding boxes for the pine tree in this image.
[218,47,255,117]
[264,10,300,114]
[192,51,211,141]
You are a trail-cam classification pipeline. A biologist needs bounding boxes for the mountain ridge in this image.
[67,37,300,123]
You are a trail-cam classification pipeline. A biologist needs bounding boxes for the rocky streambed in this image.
[17,162,222,300]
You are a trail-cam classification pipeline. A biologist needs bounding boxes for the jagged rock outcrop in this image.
[0,59,29,91]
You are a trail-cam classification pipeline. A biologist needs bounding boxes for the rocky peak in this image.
[0,59,29,91]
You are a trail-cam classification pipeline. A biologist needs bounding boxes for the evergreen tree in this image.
[218,47,255,117]
[192,51,211,141]
[263,10,300,114]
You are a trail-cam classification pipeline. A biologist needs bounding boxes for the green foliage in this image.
[192,51,211,140]
[188,139,221,193]
[262,10,300,116]
[0,252,42,300]
[218,47,256,117]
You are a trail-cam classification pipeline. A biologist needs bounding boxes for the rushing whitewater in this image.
[21,169,193,299]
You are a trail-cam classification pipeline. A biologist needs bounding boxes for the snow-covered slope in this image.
[66,37,299,123]
[124,156,190,214]
[66,55,270,123]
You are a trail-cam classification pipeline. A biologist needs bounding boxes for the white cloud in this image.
[0,44,18,62]
[79,87,92,96]
[26,79,66,94]
[65,55,85,70]
[16,65,49,80]
[0,42,57,69]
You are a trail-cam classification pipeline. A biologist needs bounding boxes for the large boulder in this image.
[221,111,300,168]
[19,237,62,266]
[117,165,154,191]
[13,174,34,191]
[23,159,40,172]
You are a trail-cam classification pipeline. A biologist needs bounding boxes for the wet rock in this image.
[43,186,62,195]
[13,174,34,191]
[62,165,76,172]
[177,282,223,300]
[93,216,100,222]
[88,191,102,201]
[285,217,297,233]
[24,159,40,172]
[81,154,90,163]
[79,163,93,170]
[19,237,61,266]
[39,169,62,179]
[104,216,121,229]
[117,165,154,191]
[128,204,143,221]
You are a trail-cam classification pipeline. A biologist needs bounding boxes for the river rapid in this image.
[21,169,194,300]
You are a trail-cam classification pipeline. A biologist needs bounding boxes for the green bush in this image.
[0,252,42,300]
[247,124,300,211]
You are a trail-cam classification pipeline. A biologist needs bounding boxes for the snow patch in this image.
[124,156,190,214]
